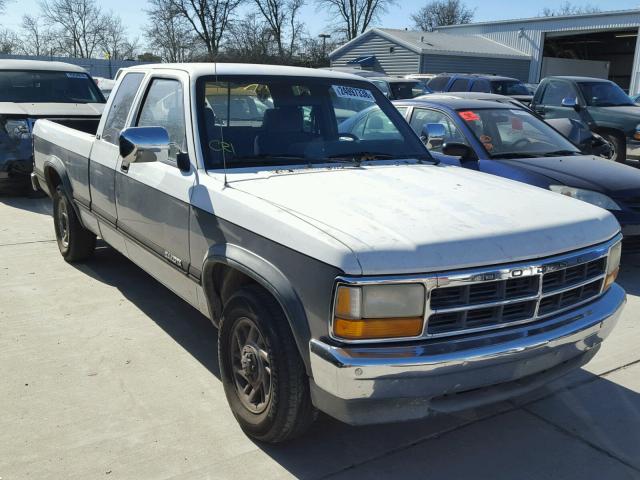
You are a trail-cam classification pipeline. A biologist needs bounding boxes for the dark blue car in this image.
[385,98,640,254]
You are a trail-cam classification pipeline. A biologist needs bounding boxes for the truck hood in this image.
[502,155,640,193]
[0,102,104,117]
[229,163,619,275]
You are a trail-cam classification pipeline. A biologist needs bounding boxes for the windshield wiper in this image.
[326,152,439,165]
[540,150,581,157]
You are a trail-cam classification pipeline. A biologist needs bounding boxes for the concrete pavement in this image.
[1,195,639,480]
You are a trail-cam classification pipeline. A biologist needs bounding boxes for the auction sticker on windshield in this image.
[332,85,375,102]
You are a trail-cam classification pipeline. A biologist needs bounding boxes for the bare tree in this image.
[252,0,304,57]
[540,2,600,17]
[226,12,274,59]
[146,0,202,62]
[0,29,20,54]
[315,0,396,40]
[411,0,474,32]
[168,0,244,60]
[101,15,138,60]
[21,15,50,56]
[39,0,105,58]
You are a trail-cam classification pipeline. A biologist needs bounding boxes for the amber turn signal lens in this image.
[604,266,619,291]
[333,317,423,340]
[634,132,640,141]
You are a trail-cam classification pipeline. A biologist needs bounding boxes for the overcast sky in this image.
[3,0,640,52]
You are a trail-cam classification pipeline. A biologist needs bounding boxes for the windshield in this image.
[390,81,431,99]
[0,70,105,103]
[578,81,633,107]
[491,80,530,96]
[457,108,580,158]
[199,76,431,169]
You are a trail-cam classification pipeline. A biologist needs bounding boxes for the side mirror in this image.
[561,97,581,111]
[442,142,475,161]
[119,126,170,170]
[421,123,446,140]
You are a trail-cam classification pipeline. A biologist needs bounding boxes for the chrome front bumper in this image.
[309,283,626,425]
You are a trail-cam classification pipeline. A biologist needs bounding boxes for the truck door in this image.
[533,79,581,121]
[114,76,195,278]
[90,72,145,227]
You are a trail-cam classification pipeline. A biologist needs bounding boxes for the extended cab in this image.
[33,64,626,443]
[0,60,105,192]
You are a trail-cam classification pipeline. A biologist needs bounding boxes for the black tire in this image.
[218,285,316,443]
[52,185,96,262]
[602,132,626,163]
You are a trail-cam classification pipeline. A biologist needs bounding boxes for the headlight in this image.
[333,283,425,340]
[5,119,30,140]
[604,241,622,291]
[549,185,621,211]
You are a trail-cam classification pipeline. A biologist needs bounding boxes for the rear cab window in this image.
[449,78,471,92]
[102,72,145,144]
[427,76,451,92]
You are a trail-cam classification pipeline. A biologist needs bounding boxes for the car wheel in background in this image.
[53,185,96,262]
[602,133,626,163]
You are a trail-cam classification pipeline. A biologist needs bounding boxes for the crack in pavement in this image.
[319,357,640,479]
[0,239,55,247]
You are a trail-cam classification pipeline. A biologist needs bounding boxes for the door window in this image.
[136,78,187,161]
[102,73,144,144]
[450,78,470,92]
[471,80,490,93]
[409,108,467,152]
[540,81,576,106]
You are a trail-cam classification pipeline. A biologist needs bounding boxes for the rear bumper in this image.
[309,283,625,425]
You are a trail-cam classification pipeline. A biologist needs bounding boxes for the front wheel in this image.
[218,285,316,443]
[53,186,96,262]
[602,133,626,163]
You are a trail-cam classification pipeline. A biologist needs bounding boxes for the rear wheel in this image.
[218,285,316,443]
[53,185,96,262]
[602,133,626,163]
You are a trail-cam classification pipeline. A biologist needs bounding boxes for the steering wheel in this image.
[512,138,532,149]
[338,133,359,142]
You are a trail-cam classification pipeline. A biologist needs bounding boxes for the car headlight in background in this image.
[4,119,30,140]
[333,283,425,340]
[604,241,622,291]
[549,185,621,211]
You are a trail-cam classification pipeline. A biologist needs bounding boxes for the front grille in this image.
[427,255,608,337]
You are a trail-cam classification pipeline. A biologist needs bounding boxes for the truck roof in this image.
[0,59,88,73]
[121,62,366,81]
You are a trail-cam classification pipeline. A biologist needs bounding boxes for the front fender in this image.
[201,243,313,371]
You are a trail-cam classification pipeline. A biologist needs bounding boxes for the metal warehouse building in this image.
[330,9,640,93]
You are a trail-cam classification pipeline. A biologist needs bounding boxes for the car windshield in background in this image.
[491,80,530,96]
[0,70,105,103]
[457,108,580,158]
[200,76,431,169]
[391,81,430,99]
[578,81,634,107]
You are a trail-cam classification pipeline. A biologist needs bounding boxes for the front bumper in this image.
[309,283,625,425]
[627,137,640,160]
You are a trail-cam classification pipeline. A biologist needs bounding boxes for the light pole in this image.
[318,33,331,62]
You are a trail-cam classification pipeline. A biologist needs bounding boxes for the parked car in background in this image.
[629,93,640,105]
[524,83,539,96]
[531,76,640,163]
[393,97,640,254]
[427,73,532,104]
[369,76,432,99]
[0,60,105,193]
[422,92,613,158]
[319,66,383,78]
[93,76,116,99]
[32,63,625,443]
[404,73,437,82]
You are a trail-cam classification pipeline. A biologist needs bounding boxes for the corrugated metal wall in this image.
[437,11,640,92]
[421,55,531,80]
[0,53,145,79]
[330,33,420,76]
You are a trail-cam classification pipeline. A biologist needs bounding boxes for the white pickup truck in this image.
[32,63,626,443]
